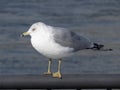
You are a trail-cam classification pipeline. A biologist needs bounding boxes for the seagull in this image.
[21,22,104,79]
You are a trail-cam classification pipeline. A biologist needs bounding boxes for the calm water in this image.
[0,0,120,75]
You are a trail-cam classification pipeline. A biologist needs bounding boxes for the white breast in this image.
[31,30,73,59]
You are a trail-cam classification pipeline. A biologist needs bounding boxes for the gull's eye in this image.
[32,28,36,31]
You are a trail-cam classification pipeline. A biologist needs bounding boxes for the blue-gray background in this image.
[0,0,120,75]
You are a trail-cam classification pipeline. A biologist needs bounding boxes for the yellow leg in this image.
[52,59,62,79]
[44,58,52,75]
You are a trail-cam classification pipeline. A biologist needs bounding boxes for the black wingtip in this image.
[92,43,104,50]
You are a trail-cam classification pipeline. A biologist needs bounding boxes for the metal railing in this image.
[0,74,120,90]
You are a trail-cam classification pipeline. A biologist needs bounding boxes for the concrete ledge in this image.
[0,74,120,89]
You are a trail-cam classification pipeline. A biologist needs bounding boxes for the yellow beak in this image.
[21,31,30,37]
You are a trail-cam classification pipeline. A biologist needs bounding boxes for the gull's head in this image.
[21,22,46,37]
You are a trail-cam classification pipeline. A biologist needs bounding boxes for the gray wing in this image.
[53,27,92,51]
